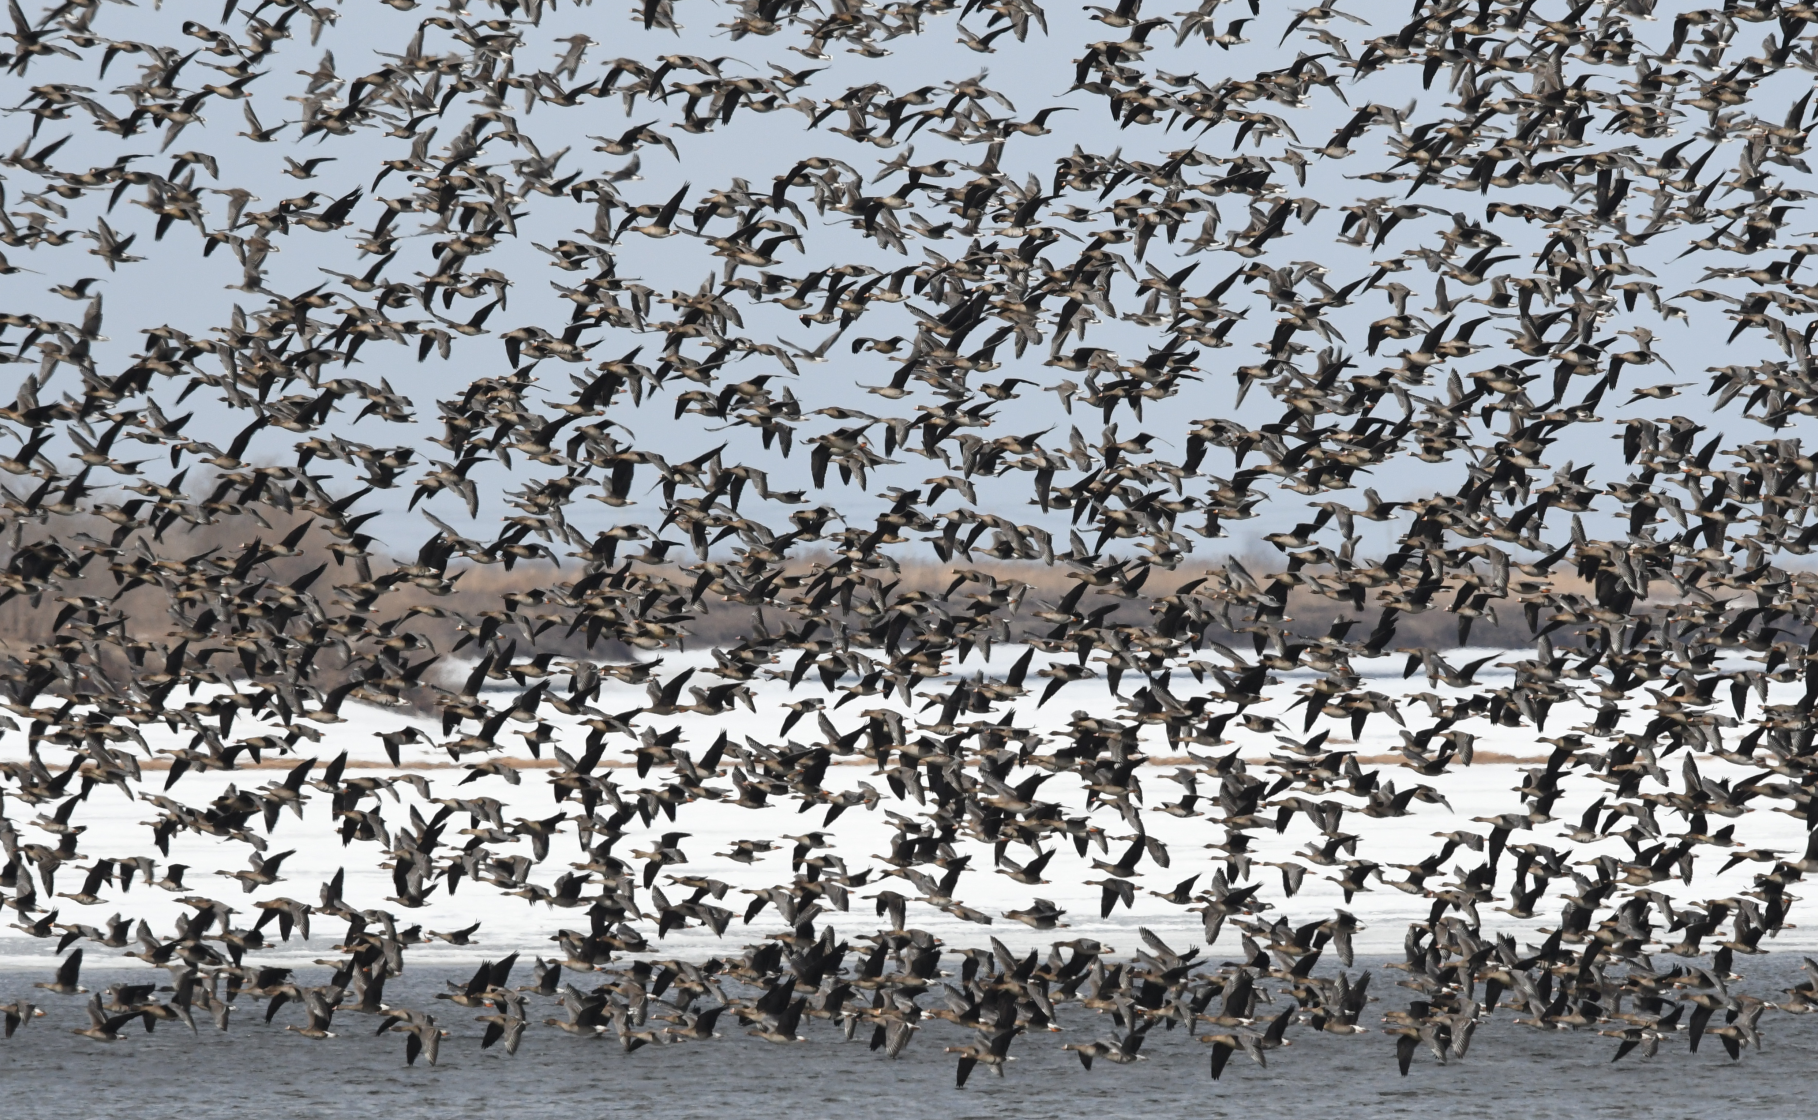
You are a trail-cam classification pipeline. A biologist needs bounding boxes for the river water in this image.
[5,649,1816,1114]
[1,957,1814,1119]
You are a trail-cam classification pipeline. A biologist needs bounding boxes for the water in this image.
[2,958,1814,1119]
[7,653,1817,1112]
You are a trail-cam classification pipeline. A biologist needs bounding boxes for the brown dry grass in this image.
[0,504,1584,717]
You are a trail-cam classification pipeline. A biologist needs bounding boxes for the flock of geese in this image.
[3,0,1818,1087]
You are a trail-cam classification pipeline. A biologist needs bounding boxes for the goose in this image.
[378,1008,447,1066]
[284,989,338,1040]
[1,998,44,1037]
[33,949,86,996]
[72,996,141,1043]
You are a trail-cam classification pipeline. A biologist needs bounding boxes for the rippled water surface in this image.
[3,958,1815,1120]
